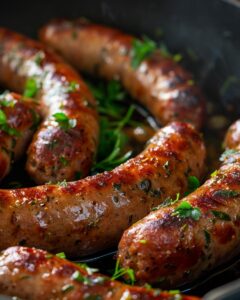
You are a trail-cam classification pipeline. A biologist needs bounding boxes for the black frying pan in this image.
[0,0,240,298]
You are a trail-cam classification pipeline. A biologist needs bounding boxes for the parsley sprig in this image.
[89,80,135,173]
[0,109,20,136]
[131,36,157,69]
[111,259,135,285]
[53,112,77,130]
[24,78,39,98]
[172,201,201,221]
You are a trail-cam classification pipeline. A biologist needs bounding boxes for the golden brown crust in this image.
[0,28,99,184]
[0,122,205,257]
[0,246,200,300]
[40,19,206,129]
[0,92,40,181]
[118,122,240,287]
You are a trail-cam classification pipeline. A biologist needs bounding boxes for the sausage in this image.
[0,246,200,300]
[0,92,40,181]
[117,122,240,287]
[224,119,240,150]
[0,28,99,184]
[0,122,205,257]
[40,19,206,129]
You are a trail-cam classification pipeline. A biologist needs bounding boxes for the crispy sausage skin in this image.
[0,122,205,257]
[0,92,40,181]
[40,19,206,129]
[0,247,200,300]
[0,28,99,184]
[118,123,240,287]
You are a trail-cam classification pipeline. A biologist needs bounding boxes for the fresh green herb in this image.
[66,81,79,93]
[204,230,211,248]
[0,96,15,107]
[45,253,53,259]
[212,210,231,221]
[53,112,77,130]
[59,156,69,166]
[211,170,218,177]
[24,78,38,98]
[152,193,180,211]
[213,190,240,198]
[56,252,66,259]
[111,259,135,285]
[139,239,147,244]
[62,284,74,293]
[34,52,44,65]
[76,263,99,275]
[0,109,20,136]
[172,201,201,221]
[169,290,181,295]
[184,176,200,196]
[131,36,157,69]
[72,270,91,285]
[88,80,126,118]
[57,180,68,187]
[92,106,134,172]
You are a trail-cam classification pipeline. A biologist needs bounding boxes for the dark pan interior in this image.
[1,0,240,297]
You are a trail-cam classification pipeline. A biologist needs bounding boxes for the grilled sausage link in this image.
[0,122,205,257]
[0,92,40,181]
[0,28,99,184]
[118,122,240,287]
[0,246,200,300]
[40,19,206,129]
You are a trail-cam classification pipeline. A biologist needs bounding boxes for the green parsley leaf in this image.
[172,201,201,221]
[131,36,157,69]
[0,110,7,124]
[53,112,77,130]
[66,81,79,93]
[212,210,231,221]
[184,176,200,196]
[24,78,38,98]
[111,259,135,285]
[56,252,66,259]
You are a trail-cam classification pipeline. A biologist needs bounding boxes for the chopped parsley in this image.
[0,109,20,136]
[172,201,201,221]
[131,36,157,69]
[111,259,135,285]
[184,176,200,196]
[56,252,66,259]
[24,78,39,98]
[53,112,77,130]
[211,210,231,221]
[66,81,79,93]
[152,193,180,211]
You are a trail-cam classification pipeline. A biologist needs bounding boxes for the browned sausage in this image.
[39,19,206,129]
[0,92,40,181]
[118,122,240,287]
[224,119,240,149]
[0,122,205,257]
[0,246,200,300]
[0,28,99,184]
